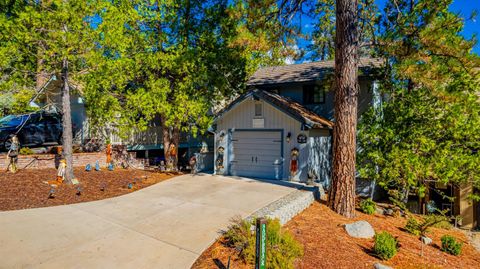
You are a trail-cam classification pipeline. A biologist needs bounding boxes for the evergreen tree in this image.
[358,0,480,202]
[0,0,129,181]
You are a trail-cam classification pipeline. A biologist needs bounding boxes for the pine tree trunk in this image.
[328,0,359,218]
[61,57,75,182]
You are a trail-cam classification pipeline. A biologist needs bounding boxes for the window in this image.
[254,102,263,117]
[303,84,325,104]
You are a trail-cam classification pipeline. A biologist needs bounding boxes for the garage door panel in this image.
[232,143,281,150]
[232,131,281,140]
[230,130,282,180]
[233,155,282,162]
[230,164,282,179]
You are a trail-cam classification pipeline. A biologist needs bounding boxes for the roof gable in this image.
[215,89,333,129]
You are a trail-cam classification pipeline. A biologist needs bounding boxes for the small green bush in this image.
[405,214,450,236]
[374,231,398,260]
[360,198,377,215]
[19,147,34,155]
[441,235,462,256]
[405,217,421,236]
[223,217,303,269]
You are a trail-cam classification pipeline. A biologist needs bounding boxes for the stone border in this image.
[247,186,317,225]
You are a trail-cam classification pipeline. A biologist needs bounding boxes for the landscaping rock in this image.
[375,207,384,215]
[421,236,432,245]
[344,220,375,239]
[374,263,393,269]
[384,208,394,216]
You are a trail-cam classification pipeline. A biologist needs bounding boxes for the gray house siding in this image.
[215,98,331,182]
[257,79,374,121]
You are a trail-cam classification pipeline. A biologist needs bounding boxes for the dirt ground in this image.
[0,167,178,211]
[192,202,480,269]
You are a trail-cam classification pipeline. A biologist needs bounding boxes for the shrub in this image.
[374,231,398,260]
[360,198,377,215]
[441,235,462,256]
[405,217,421,236]
[19,147,34,155]
[223,217,303,268]
[405,214,450,236]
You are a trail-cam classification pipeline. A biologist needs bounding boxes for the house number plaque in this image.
[297,134,307,144]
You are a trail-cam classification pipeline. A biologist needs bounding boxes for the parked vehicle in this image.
[0,111,63,150]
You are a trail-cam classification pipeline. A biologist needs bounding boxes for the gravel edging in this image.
[247,187,317,225]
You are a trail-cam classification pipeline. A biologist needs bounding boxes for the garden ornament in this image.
[76,185,82,196]
[7,135,20,173]
[85,164,91,171]
[95,160,100,171]
[189,155,197,174]
[48,186,55,199]
[106,143,112,164]
[290,147,299,178]
[56,159,67,184]
[108,162,114,171]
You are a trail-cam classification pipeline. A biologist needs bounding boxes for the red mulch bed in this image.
[0,167,178,211]
[192,202,480,269]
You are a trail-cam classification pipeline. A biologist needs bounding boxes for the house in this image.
[213,58,479,229]
[35,76,214,168]
[213,58,382,183]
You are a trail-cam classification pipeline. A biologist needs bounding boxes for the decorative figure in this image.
[159,160,166,172]
[85,164,92,171]
[106,143,112,165]
[48,186,55,199]
[7,135,19,173]
[167,143,177,171]
[107,162,114,171]
[189,155,197,174]
[216,146,225,171]
[290,148,299,179]
[56,159,67,184]
[95,160,100,171]
[218,131,225,142]
[76,185,82,196]
[127,183,133,189]
[200,141,208,153]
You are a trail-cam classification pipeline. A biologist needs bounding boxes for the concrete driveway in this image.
[0,174,297,269]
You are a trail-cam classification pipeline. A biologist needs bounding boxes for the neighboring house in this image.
[213,58,382,183]
[36,77,89,144]
[39,80,213,167]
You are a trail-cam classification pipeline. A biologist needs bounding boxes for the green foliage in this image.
[374,231,398,260]
[357,1,480,202]
[404,217,422,236]
[441,235,462,256]
[223,217,303,269]
[19,147,34,155]
[360,198,377,215]
[309,0,378,60]
[404,213,450,236]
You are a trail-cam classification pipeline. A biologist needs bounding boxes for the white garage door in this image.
[230,131,283,180]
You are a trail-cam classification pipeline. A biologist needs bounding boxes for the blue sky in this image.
[295,0,479,62]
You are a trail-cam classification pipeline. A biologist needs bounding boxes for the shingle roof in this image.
[215,89,334,129]
[247,58,384,86]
